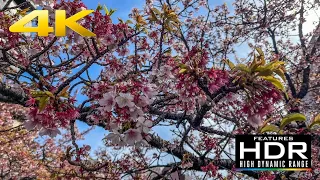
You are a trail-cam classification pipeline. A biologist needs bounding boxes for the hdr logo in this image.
[235,135,311,171]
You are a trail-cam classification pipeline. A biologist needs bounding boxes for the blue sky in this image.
[82,0,144,19]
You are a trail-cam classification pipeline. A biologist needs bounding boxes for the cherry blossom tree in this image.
[0,0,319,179]
[0,102,123,179]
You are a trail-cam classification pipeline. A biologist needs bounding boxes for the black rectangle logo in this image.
[235,135,311,171]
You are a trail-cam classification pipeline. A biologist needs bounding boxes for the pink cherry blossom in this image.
[23,120,39,131]
[138,95,152,107]
[136,116,153,133]
[105,131,126,146]
[124,128,143,145]
[115,93,135,108]
[99,92,116,112]
[247,114,263,128]
[39,128,61,138]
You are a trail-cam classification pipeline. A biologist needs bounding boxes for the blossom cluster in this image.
[88,82,157,146]
[241,82,282,128]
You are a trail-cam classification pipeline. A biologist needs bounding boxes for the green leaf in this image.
[259,124,280,133]
[179,63,188,69]
[118,18,124,23]
[44,91,54,98]
[125,20,133,24]
[280,113,307,129]
[256,69,274,77]
[274,69,286,82]
[308,114,320,129]
[38,96,50,112]
[309,121,320,129]
[136,15,146,25]
[96,4,103,11]
[249,54,259,71]
[315,114,320,122]
[261,76,285,91]
[179,68,187,74]
[164,19,173,32]
[170,21,180,29]
[171,17,180,25]
[152,8,161,15]
[255,48,265,65]
[109,8,116,16]
[284,92,289,100]
[223,59,235,70]
[265,61,285,71]
[103,5,109,15]
[57,85,70,98]
[256,48,264,57]
[149,8,158,22]
[31,91,48,98]
[167,12,177,18]
[141,28,148,33]
[234,64,250,73]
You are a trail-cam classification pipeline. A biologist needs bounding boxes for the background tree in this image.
[0,0,319,179]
